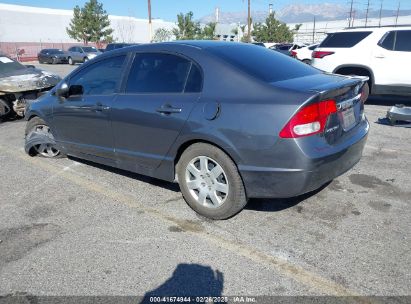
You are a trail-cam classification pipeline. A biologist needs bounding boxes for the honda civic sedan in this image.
[25,41,369,219]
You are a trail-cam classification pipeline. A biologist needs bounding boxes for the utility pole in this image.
[269,3,273,15]
[348,0,354,27]
[378,0,383,27]
[395,1,400,26]
[148,0,152,42]
[247,0,251,42]
[312,16,316,44]
[365,0,370,27]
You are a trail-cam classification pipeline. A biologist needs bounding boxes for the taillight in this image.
[291,50,297,57]
[312,51,335,58]
[279,100,337,138]
[360,82,369,103]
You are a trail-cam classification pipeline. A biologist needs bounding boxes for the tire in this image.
[68,57,74,65]
[25,117,62,158]
[177,143,247,220]
[0,98,11,119]
[83,57,89,63]
[302,59,311,65]
[51,58,57,64]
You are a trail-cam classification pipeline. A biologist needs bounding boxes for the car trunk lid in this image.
[273,73,369,144]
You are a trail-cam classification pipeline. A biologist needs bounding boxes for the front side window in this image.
[69,55,126,95]
[126,53,192,93]
[395,30,411,52]
[320,31,372,48]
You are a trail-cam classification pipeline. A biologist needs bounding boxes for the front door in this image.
[52,54,127,160]
[111,52,203,175]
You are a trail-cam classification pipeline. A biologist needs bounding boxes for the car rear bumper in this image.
[239,120,369,198]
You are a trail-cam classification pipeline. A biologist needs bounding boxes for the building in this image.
[0,3,175,60]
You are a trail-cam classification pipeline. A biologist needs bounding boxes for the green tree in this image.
[200,22,217,40]
[66,0,114,44]
[252,13,295,43]
[173,11,201,40]
[153,28,172,42]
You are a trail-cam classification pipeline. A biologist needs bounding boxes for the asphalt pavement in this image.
[0,63,410,300]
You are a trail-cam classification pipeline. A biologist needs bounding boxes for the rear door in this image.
[112,52,202,174]
[372,30,411,87]
[52,54,127,160]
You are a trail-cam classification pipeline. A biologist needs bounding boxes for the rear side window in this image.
[320,31,371,48]
[378,31,395,50]
[69,55,126,95]
[395,30,411,52]
[207,44,319,83]
[126,53,192,93]
[185,64,202,93]
[308,45,318,50]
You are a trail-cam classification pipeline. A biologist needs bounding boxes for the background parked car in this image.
[66,46,101,65]
[270,43,305,56]
[0,54,61,119]
[311,26,411,96]
[291,44,318,64]
[37,49,68,64]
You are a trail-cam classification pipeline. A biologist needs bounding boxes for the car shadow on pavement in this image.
[68,156,181,193]
[140,263,224,303]
[245,182,330,212]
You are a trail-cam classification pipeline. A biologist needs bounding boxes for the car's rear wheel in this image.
[25,117,61,158]
[68,57,74,65]
[302,59,311,65]
[177,143,247,220]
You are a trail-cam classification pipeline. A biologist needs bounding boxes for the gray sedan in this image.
[66,46,101,65]
[25,41,369,219]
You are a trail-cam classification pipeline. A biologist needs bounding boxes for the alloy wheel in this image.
[32,125,60,157]
[185,156,229,208]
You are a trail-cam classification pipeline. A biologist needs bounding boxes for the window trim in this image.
[121,51,204,95]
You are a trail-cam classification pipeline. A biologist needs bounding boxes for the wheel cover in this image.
[185,156,229,209]
[32,125,60,157]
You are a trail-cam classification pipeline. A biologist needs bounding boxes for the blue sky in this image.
[0,0,408,21]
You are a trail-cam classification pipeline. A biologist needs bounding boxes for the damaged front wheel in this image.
[25,117,62,158]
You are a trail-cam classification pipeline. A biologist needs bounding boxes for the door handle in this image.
[375,54,385,59]
[93,102,110,111]
[156,104,182,114]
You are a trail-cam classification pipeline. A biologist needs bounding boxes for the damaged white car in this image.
[0,54,61,120]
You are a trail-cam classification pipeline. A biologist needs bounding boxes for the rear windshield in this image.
[207,44,319,83]
[320,31,372,48]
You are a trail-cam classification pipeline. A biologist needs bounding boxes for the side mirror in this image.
[68,84,84,96]
[56,82,69,97]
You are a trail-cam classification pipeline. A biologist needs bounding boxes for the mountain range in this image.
[199,3,411,24]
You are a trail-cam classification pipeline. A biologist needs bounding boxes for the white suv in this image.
[312,26,411,96]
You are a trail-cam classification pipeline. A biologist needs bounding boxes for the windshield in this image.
[49,49,65,54]
[207,44,319,83]
[0,56,26,74]
[82,47,98,52]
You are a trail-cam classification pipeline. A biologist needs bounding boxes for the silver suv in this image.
[66,46,102,65]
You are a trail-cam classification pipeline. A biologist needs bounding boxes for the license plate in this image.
[342,107,356,130]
